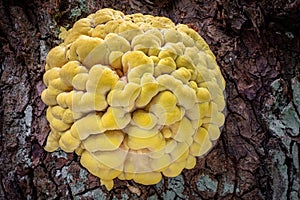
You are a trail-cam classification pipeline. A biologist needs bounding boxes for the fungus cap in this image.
[42,8,226,190]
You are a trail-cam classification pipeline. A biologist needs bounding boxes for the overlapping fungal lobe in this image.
[41,8,226,190]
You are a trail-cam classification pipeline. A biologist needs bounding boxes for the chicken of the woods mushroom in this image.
[41,8,226,191]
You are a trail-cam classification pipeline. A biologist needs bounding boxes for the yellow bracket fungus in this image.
[41,8,226,191]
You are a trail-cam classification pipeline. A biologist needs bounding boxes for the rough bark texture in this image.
[0,0,299,199]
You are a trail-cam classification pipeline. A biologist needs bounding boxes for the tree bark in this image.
[0,0,299,199]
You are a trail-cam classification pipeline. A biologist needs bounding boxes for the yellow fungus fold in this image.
[42,8,226,191]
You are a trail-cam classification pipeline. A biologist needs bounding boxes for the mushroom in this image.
[42,8,226,190]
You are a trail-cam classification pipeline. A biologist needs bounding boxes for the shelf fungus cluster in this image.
[41,8,226,190]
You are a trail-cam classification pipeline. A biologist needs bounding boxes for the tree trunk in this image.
[0,0,299,199]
